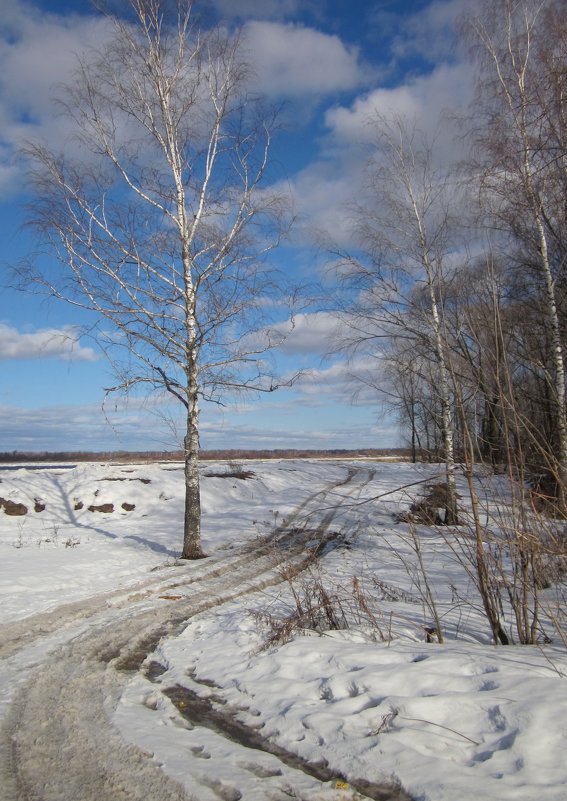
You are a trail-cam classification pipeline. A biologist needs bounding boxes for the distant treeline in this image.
[0,448,410,464]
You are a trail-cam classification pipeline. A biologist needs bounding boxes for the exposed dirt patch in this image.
[88,503,114,513]
[101,477,152,484]
[0,498,28,516]
[121,502,136,511]
[204,470,255,480]
[145,660,168,681]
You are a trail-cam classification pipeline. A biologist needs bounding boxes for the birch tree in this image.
[464,0,567,510]
[343,115,461,522]
[20,0,292,558]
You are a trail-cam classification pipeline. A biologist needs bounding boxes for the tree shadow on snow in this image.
[8,473,181,558]
[123,534,177,557]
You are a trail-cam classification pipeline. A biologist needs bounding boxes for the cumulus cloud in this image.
[200,417,398,450]
[389,0,470,65]
[244,21,370,98]
[289,2,473,230]
[325,62,472,147]
[273,312,346,356]
[271,162,358,248]
[292,354,388,406]
[240,311,388,410]
[0,391,399,451]
[200,384,400,449]
[281,60,473,247]
[0,323,98,361]
[0,1,112,196]
[0,3,373,199]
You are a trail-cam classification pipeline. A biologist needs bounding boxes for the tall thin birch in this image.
[19,0,292,558]
[344,116,460,522]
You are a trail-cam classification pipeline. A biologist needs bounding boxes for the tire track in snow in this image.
[0,549,276,662]
[0,467,368,663]
[0,547,313,801]
[267,466,377,550]
[0,467,409,801]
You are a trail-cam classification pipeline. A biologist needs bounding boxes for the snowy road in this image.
[0,468,411,801]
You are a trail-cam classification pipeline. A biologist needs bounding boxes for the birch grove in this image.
[464,0,567,511]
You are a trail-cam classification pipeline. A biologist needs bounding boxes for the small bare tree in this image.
[19,0,293,558]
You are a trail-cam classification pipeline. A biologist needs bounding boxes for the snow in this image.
[1,458,566,800]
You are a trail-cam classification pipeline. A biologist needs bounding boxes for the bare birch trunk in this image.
[532,207,567,512]
[428,284,459,524]
[182,371,202,558]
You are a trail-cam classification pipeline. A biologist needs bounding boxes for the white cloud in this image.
[389,0,470,65]
[274,312,345,356]
[272,162,358,248]
[200,418,398,450]
[236,310,389,409]
[0,401,176,451]
[325,62,472,147]
[0,2,113,195]
[293,354,387,406]
[279,61,473,248]
[1,8,105,118]
[0,4,372,200]
[200,383,400,449]
[0,323,98,361]
[244,21,370,98]
[0,389,400,452]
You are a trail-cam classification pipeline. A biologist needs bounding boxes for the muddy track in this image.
[0,468,372,663]
[0,467,410,801]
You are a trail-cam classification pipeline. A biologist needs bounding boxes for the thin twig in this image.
[399,715,480,745]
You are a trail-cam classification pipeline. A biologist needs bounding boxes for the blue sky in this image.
[0,0,471,452]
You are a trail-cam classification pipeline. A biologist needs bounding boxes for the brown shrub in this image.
[395,482,459,525]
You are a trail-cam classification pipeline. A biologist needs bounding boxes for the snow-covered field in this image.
[0,459,565,801]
